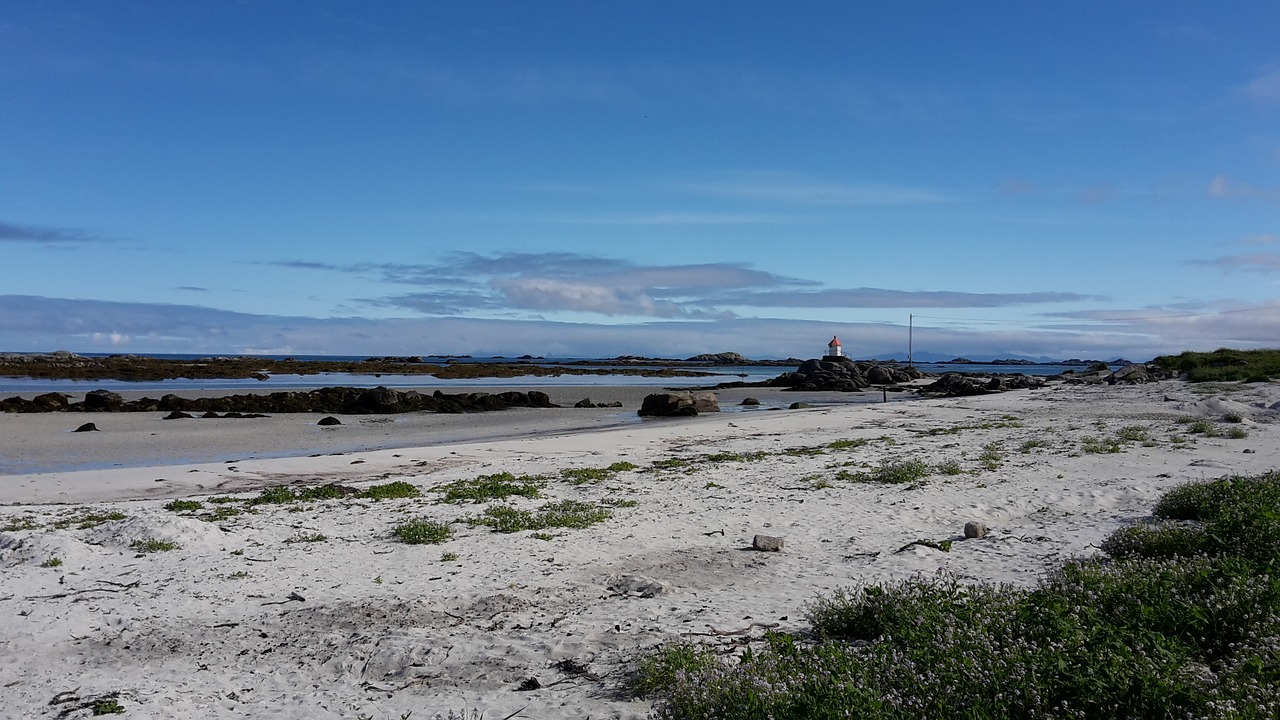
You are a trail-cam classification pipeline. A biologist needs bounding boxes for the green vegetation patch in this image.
[977,442,1003,470]
[247,486,298,505]
[651,458,691,470]
[934,459,964,476]
[0,516,40,532]
[283,532,328,544]
[469,500,613,533]
[131,538,179,553]
[359,480,421,500]
[926,419,1023,436]
[1116,425,1150,442]
[1082,436,1123,454]
[53,509,127,530]
[837,458,930,485]
[163,499,203,513]
[1153,347,1280,382]
[392,518,453,545]
[561,462,638,484]
[701,451,769,463]
[435,472,543,503]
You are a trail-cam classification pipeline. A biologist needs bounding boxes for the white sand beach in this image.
[1,380,1277,719]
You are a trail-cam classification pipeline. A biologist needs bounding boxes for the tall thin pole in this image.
[908,314,913,368]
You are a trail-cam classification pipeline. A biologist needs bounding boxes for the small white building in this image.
[827,335,843,357]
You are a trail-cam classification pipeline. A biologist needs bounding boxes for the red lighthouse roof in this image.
[828,336,842,346]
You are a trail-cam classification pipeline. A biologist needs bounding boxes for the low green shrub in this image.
[392,518,452,545]
[1116,425,1150,442]
[1082,436,1122,454]
[837,459,930,484]
[435,473,542,503]
[469,500,612,533]
[163,499,203,512]
[248,487,297,505]
[360,481,421,500]
[131,538,178,553]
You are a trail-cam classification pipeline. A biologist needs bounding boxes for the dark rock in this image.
[164,411,193,420]
[83,389,124,412]
[964,521,988,539]
[574,398,595,408]
[32,392,71,411]
[202,411,221,419]
[638,393,699,417]
[919,373,995,397]
[789,402,813,409]
[317,416,342,426]
[74,422,99,432]
[866,366,895,384]
[527,391,556,408]
[753,535,784,552]
[740,397,760,406]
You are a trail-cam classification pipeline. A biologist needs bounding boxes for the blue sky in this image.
[2,2,1278,360]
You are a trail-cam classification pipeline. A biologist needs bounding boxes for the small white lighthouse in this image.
[827,335,843,358]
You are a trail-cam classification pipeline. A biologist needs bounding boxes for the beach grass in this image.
[633,470,1280,719]
[392,518,453,545]
[435,472,544,503]
[837,459,930,484]
[468,499,614,533]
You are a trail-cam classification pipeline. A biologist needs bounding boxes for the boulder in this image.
[32,392,70,411]
[1107,364,1150,385]
[317,416,342,426]
[740,397,760,406]
[83,389,124,412]
[638,393,699,417]
[752,535,784,552]
[690,392,720,413]
[163,411,193,420]
[74,422,99,432]
[964,521,988,539]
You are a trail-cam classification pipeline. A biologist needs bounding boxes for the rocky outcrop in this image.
[768,356,922,392]
[685,352,751,364]
[918,373,1045,397]
[1061,363,1176,385]
[0,386,561,415]
[637,392,720,417]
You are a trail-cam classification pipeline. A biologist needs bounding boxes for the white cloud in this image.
[1198,253,1280,272]
[675,172,953,206]
[1242,67,1280,105]
[1207,174,1280,201]
[4,294,1277,362]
